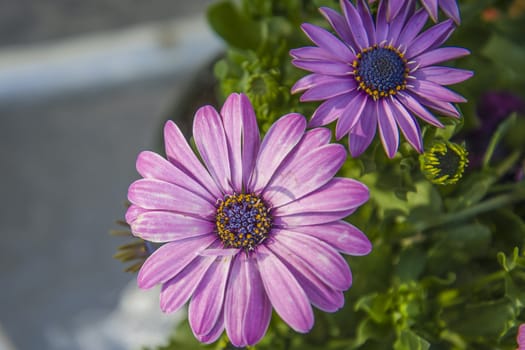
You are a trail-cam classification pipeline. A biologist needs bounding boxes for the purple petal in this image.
[428,20,456,51]
[421,0,439,21]
[414,67,473,85]
[349,98,377,157]
[409,80,466,103]
[309,94,353,128]
[163,121,222,199]
[256,245,314,332]
[199,247,239,257]
[387,0,415,42]
[264,143,346,207]
[137,235,216,289]
[415,47,470,67]
[319,7,356,48]
[189,255,233,338]
[341,0,369,49]
[389,97,423,152]
[224,254,271,347]
[335,93,367,140]
[292,73,330,94]
[406,19,455,59]
[356,0,376,44]
[263,127,332,186]
[440,0,461,25]
[299,127,332,148]
[292,59,353,76]
[128,179,215,218]
[395,91,444,127]
[387,0,405,20]
[290,47,338,61]
[300,23,355,62]
[518,324,525,345]
[125,204,147,224]
[286,220,372,256]
[293,270,345,312]
[274,177,369,217]
[418,96,461,118]
[375,0,389,42]
[193,105,232,194]
[221,93,260,192]
[270,229,352,290]
[131,211,214,242]
[396,9,428,49]
[377,98,400,158]
[248,113,306,193]
[195,311,224,344]
[300,78,356,102]
[159,254,216,313]
[136,151,215,203]
[274,209,357,226]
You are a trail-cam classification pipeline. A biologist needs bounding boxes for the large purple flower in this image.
[126,93,371,347]
[291,0,473,158]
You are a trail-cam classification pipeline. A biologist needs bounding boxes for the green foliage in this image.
[207,0,332,131]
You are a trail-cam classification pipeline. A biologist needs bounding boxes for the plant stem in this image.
[411,190,525,233]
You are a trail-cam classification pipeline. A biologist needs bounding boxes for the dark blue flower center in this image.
[216,193,272,250]
[353,46,408,99]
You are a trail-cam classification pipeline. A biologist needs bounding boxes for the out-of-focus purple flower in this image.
[517,324,525,350]
[370,0,461,24]
[465,90,525,168]
[291,0,472,158]
[477,90,525,132]
[126,93,371,347]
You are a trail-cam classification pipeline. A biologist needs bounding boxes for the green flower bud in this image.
[419,141,468,185]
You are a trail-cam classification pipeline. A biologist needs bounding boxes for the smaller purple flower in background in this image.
[126,93,371,347]
[477,90,525,131]
[291,0,472,158]
[370,0,460,24]
[517,324,525,350]
[466,90,525,168]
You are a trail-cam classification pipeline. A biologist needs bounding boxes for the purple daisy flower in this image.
[291,0,473,158]
[126,93,371,347]
[370,0,460,24]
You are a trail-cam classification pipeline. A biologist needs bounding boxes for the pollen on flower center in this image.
[353,45,409,99]
[215,193,272,250]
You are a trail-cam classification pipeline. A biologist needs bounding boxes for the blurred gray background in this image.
[0,1,222,349]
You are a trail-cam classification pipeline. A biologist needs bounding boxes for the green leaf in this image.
[427,223,491,274]
[393,330,430,350]
[355,293,392,324]
[504,274,525,311]
[354,318,393,348]
[446,299,516,340]
[481,33,525,87]
[395,247,427,283]
[482,114,517,169]
[434,117,463,141]
[498,247,520,272]
[486,208,525,252]
[207,1,262,50]
[445,171,497,212]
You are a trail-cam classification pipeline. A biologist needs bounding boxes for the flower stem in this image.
[411,190,525,233]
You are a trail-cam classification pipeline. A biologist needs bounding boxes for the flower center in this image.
[215,193,272,250]
[353,45,409,99]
